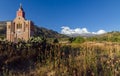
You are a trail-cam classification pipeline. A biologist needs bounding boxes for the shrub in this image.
[73,36,85,43]
[53,38,59,43]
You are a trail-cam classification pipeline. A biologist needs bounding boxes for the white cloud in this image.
[61,26,106,36]
[92,30,106,34]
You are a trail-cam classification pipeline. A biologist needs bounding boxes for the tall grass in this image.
[0,41,120,76]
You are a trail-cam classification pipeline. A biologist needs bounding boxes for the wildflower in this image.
[106,61,110,64]
[111,64,114,68]
[116,60,119,63]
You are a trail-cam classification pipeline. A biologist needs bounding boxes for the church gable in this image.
[6,4,34,42]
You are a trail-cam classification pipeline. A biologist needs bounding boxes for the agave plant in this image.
[29,37,42,42]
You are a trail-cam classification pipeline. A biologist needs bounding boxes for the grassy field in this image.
[0,40,120,76]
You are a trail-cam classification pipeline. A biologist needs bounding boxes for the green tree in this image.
[68,37,75,43]
[53,38,59,43]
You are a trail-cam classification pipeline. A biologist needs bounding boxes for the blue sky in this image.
[0,0,120,33]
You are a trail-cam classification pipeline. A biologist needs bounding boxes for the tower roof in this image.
[17,3,25,18]
[19,3,24,11]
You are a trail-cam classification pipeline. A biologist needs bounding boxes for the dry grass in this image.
[1,41,120,76]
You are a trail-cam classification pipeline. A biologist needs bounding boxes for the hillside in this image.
[0,21,6,36]
[87,31,120,42]
[33,25,67,38]
[0,21,67,39]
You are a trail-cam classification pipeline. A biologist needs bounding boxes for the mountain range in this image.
[1,21,120,39]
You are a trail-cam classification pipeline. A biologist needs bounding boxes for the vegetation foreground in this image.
[0,40,120,76]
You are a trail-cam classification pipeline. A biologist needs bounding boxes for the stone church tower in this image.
[6,4,34,42]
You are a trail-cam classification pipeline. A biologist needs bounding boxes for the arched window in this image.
[17,23,22,29]
[20,24,22,28]
[8,25,10,29]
